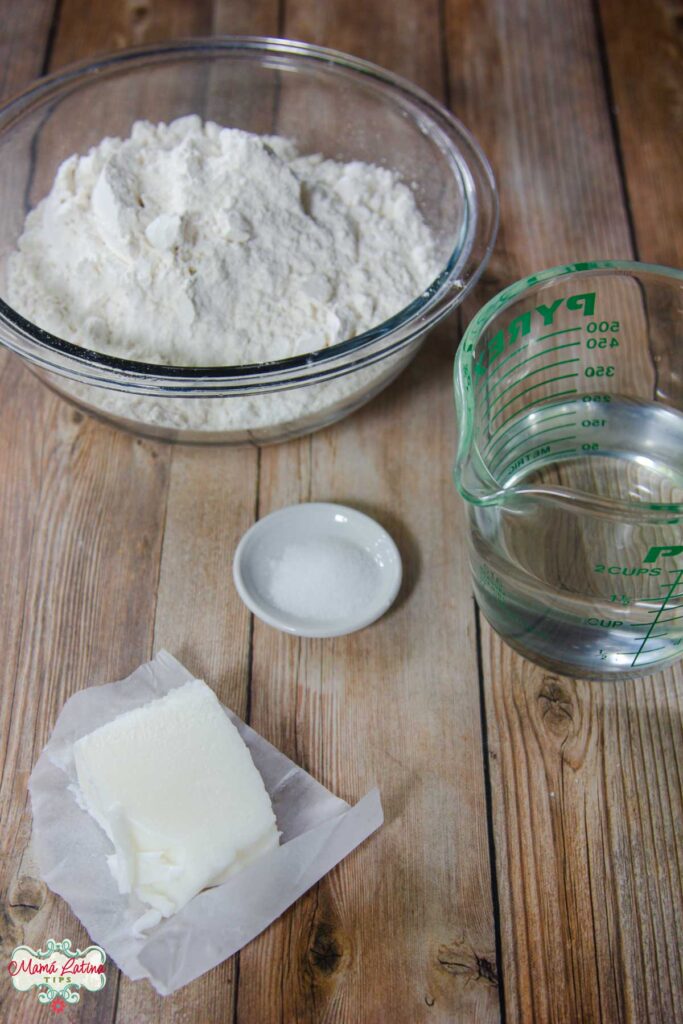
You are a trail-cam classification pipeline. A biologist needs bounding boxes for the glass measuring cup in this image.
[454,261,683,680]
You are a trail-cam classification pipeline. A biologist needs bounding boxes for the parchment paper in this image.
[28,650,383,995]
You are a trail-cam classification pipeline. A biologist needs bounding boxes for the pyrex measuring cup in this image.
[454,261,683,679]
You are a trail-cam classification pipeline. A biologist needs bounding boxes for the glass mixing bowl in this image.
[0,37,497,445]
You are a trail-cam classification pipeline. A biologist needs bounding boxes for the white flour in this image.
[8,115,439,433]
[10,115,437,364]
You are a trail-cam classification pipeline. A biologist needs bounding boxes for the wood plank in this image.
[109,4,281,1023]
[0,0,56,99]
[0,4,277,1022]
[285,0,444,94]
[115,446,264,1024]
[598,0,683,410]
[50,0,214,64]
[0,0,57,379]
[3,5,677,1024]
[0,8,61,1019]
[0,400,170,1024]
[152,448,259,714]
[444,0,683,1021]
[0,3,201,1023]
[236,3,501,1022]
[0,7,144,1024]
[240,344,501,1024]
[598,0,683,269]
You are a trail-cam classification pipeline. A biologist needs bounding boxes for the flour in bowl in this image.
[8,115,439,368]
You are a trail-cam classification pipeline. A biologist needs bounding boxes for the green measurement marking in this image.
[632,569,683,666]
[546,447,578,459]
[485,407,577,452]
[497,435,578,475]
[475,329,582,394]
[496,389,579,433]
[479,344,582,404]
[486,418,533,457]
[489,407,574,445]
[654,612,683,624]
[642,592,683,603]
[485,358,581,415]
[492,374,580,423]
[488,420,576,466]
[534,409,577,425]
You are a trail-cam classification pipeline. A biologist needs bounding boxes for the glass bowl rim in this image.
[0,35,498,385]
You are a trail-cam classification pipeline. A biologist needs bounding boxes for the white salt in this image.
[267,539,380,621]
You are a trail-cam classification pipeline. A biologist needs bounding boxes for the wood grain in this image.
[115,444,267,1024]
[0,0,55,97]
[233,3,501,1022]
[0,0,57,379]
[0,1,680,1023]
[598,0,683,269]
[0,402,170,1024]
[0,3,212,1023]
[598,0,683,409]
[444,0,683,1021]
[38,5,275,1024]
[238,340,500,1024]
[0,7,169,1024]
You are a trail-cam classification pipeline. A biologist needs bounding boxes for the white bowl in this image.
[233,503,402,637]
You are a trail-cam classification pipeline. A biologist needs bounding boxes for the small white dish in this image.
[233,503,402,638]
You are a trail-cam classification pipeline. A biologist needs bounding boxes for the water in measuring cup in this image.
[470,396,683,678]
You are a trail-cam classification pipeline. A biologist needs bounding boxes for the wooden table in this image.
[1,2,681,1022]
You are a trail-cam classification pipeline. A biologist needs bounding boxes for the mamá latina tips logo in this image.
[7,939,106,1011]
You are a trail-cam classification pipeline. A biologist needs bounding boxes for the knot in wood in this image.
[127,0,150,24]
[436,939,498,986]
[537,677,575,739]
[7,875,47,924]
[308,921,345,977]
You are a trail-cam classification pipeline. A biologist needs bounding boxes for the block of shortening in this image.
[73,679,279,924]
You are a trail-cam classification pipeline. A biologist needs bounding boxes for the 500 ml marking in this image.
[585,320,620,349]
[469,290,596,382]
[584,319,620,385]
